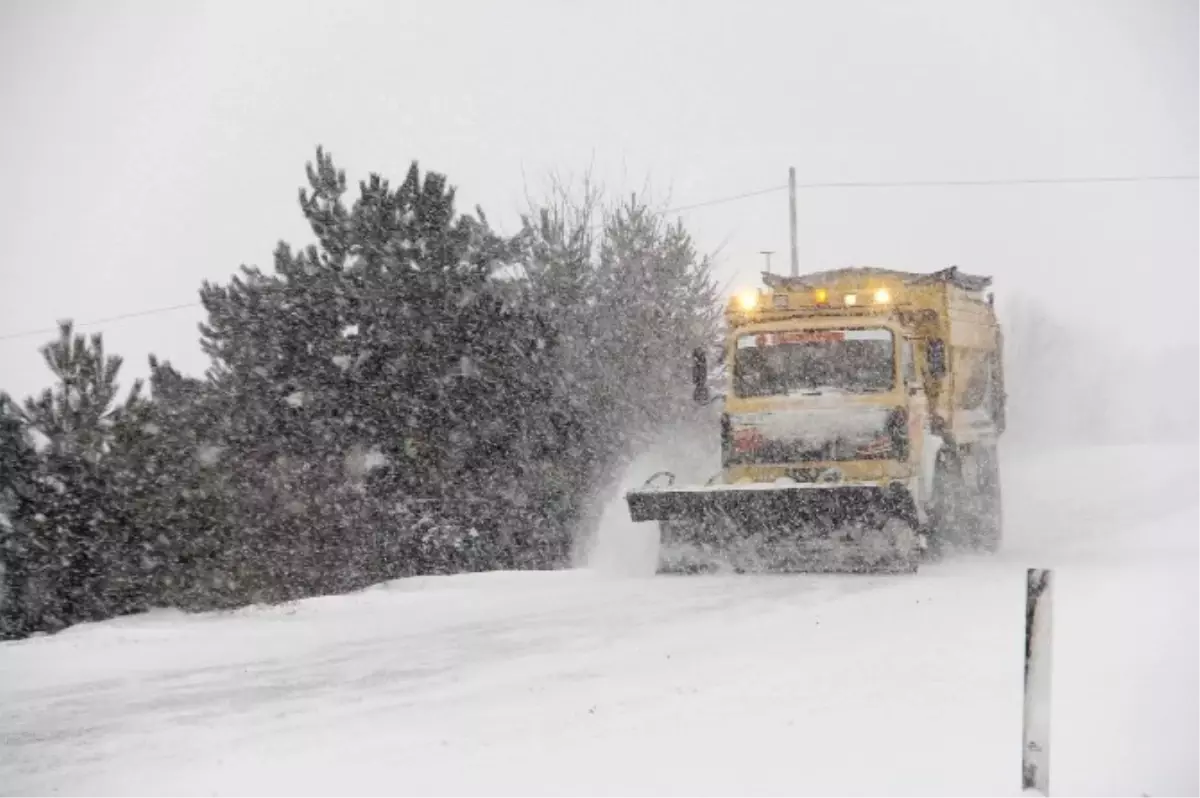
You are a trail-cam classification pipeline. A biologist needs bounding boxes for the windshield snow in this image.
[733,328,895,397]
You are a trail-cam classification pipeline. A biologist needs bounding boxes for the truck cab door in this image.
[903,338,937,505]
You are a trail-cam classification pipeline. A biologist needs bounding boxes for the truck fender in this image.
[920,431,944,507]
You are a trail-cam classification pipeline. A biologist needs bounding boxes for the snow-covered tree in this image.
[1,326,147,633]
[19,321,140,460]
[0,395,39,638]
[0,149,725,638]
[516,185,723,554]
[196,147,583,588]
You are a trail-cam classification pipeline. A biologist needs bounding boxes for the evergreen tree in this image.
[198,147,574,586]
[516,187,723,553]
[0,395,39,638]
[20,321,139,460]
[0,151,725,639]
[106,357,243,610]
[6,323,145,630]
[594,195,721,441]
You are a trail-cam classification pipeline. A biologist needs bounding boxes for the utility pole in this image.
[760,250,775,275]
[788,166,799,277]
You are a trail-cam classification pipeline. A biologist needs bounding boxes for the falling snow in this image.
[0,6,1194,795]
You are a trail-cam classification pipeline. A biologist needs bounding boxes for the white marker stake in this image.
[1022,568,1054,795]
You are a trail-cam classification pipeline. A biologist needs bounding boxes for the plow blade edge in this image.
[626,482,911,527]
[625,482,922,574]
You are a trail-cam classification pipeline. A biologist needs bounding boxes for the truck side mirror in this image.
[692,347,709,404]
[927,339,947,380]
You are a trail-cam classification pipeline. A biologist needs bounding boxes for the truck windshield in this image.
[733,328,895,397]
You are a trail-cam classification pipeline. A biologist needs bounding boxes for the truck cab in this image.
[721,315,936,524]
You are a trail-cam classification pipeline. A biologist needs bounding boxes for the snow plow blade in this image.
[625,479,922,574]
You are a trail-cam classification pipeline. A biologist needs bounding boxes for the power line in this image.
[2,171,1195,343]
[788,174,1199,190]
[1,187,798,344]
[0,303,200,343]
[661,184,788,214]
[656,173,1198,216]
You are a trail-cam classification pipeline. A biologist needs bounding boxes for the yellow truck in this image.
[625,266,1006,574]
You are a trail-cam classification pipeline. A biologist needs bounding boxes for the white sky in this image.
[1,0,1196,400]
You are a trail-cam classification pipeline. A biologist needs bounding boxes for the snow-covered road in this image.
[2,443,1196,796]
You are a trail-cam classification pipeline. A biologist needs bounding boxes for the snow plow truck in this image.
[625,266,1007,574]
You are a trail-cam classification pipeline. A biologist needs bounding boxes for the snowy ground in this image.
[1,443,1196,796]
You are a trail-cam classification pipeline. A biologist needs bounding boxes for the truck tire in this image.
[974,444,1003,553]
[929,448,966,555]
[931,444,1003,555]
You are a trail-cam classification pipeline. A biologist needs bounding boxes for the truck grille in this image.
[721,407,907,466]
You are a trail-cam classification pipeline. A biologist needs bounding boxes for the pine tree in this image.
[197,147,575,587]
[20,322,139,461]
[0,395,39,638]
[9,323,145,630]
[594,194,721,440]
[105,356,242,610]
[516,186,723,557]
[2,153,726,638]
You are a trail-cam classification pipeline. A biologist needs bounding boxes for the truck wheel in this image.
[929,448,967,554]
[881,517,920,573]
[974,444,1003,553]
[932,445,1004,555]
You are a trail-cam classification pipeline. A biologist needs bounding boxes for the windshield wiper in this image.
[790,385,845,397]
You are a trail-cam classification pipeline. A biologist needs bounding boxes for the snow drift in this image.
[1,442,1195,796]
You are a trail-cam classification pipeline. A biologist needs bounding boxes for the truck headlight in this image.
[736,290,759,311]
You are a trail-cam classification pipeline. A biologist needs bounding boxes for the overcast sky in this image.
[1,0,1195,400]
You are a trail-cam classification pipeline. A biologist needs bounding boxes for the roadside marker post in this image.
[1022,568,1054,795]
